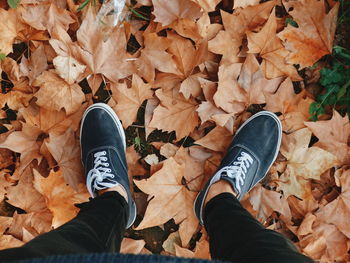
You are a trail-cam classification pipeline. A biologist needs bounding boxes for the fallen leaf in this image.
[6,167,47,213]
[33,70,85,115]
[120,238,146,254]
[0,9,17,55]
[247,10,301,80]
[53,55,86,84]
[152,0,202,26]
[108,74,153,128]
[149,89,199,140]
[45,128,84,189]
[277,128,337,199]
[33,169,89,228]
[195,126,233,152]
[304,110,350,164]
[134,158,198,246]
[278,0,339,68]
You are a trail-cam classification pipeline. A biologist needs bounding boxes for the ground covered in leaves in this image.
[0,0,349,262]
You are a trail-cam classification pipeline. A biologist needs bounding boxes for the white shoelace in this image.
[217,151,254,193]
[87,151,119,197]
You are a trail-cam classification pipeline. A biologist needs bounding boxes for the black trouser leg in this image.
[204,193,313,263]
[0,191,128,262]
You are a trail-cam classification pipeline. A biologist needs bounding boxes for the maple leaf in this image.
[0,124,42,172]
[247,10,302,80]
[238,53,283,105]
[213,63,245,114]
[277,128,337,199]
[278,0,339,68]
[19,3,75,34]
[45,128,84,189]
[152,0,202,26]
[0,9,17,55]
[108,74,153,128]
[76,8,135,83]
[149,89,199,139]
[27,44,48,85]
[248,185,292,224]
[53,55,86,84]
[0,235,24,250]
[33,169,89,228]
[134,158,198,246]
[195,126,233,152]
[304,110,350,164]
[126,146,146,177]
[19,103,80,136]
[120,238,146,254]
[192,0,221,12]
[316,169,350,239]
[33,70,85,115]
[209,1,275,63]
[136,33,181,82]
[6,167,47,213]
[175,233,210,259]
[264,78,313,133]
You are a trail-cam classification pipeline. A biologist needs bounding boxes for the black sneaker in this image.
[194,111,282,225]
[80,103,136,228]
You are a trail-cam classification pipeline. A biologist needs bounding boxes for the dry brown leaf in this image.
[160,143,179,159]
[278,0,339,68]
[120,238,146,254]
[249,185,292,224]
[108,74,153,128]
[304,111,350,164]
[195,126,233,152]
[0,124,42,172]
[0,9,17,55]
[316,169,350,239]
[33,169,89,228]
[247,10,301,80]
[53,55,86,84]
[27,44,48,84]
[0,235,24,250]
[264,78,313,132]
[209,1,275,63]
[192,0,221,12]
[126,146,145,177]
[45,128,83,189]
[33,70,85,115]
[234,0,260,9]
[238,54,283,104]
[136,33,181,82]
[6,167,46,213]
[149,89,199,140]
[152,0,202,26]
[277,128,337,199]
[134,158,198,246]
[214,63,245,114]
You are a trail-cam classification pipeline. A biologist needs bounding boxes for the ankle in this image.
[204,180,237,206]
[98,185,128,203]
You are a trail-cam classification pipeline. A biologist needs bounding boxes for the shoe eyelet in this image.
[105,163,109,167]
[108,169,112,173]
[103,151,106,155]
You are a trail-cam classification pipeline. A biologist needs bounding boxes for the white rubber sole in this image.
[79,103,126,150]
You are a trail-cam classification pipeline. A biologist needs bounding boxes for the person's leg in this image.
[0,190,128,262]
[203,181,313,263]
[1,103,137,262]
[194,112,313,263]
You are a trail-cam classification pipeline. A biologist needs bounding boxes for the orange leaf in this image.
[108,74,153,128]
[278,0,339,68]
[45,128,84,189]
[304,111,350,164]
[149,89,199,140]
[152,0,202,26]
[33,169,89,228]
